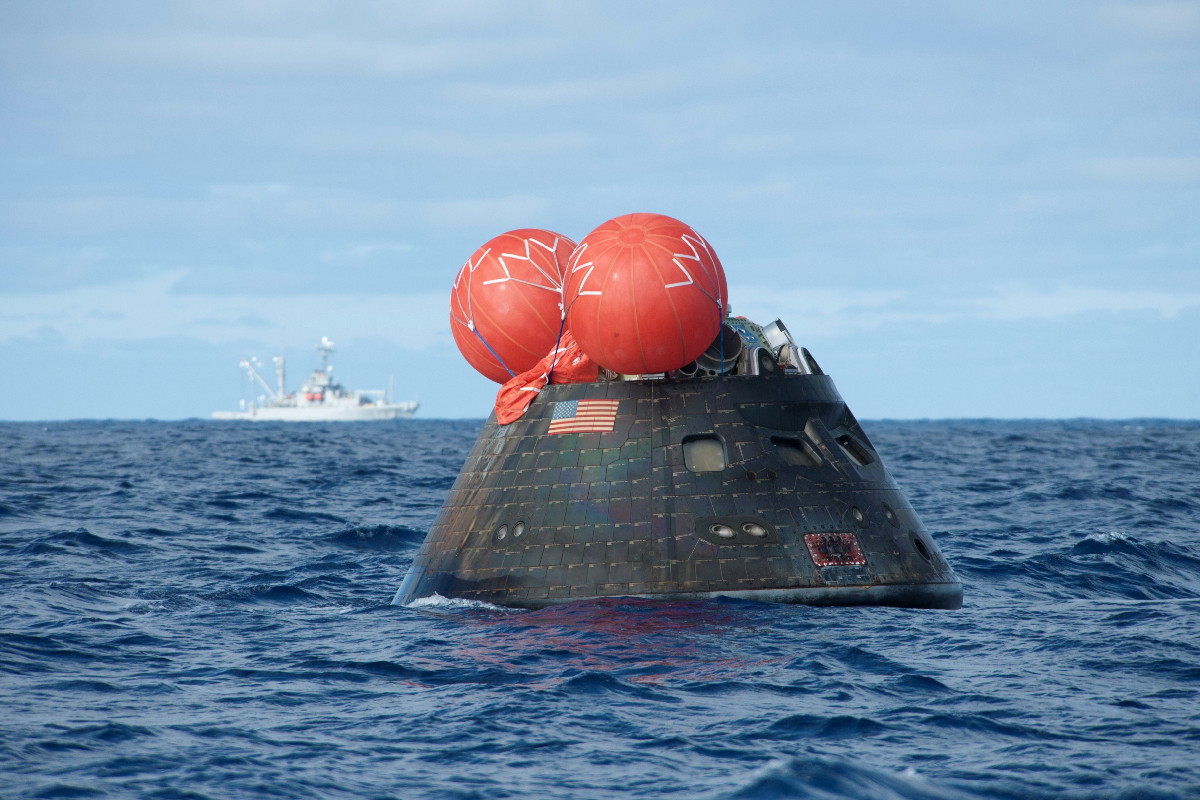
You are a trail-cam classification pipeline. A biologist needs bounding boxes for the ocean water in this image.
[1,418,1198,800]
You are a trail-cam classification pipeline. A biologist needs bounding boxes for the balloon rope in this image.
[718,299,726,374]
[471,325,515,378]
[545,311,568,384]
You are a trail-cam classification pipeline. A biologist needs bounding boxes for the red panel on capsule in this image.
[804,532,868,567]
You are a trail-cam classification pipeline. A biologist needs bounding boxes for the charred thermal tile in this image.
[725,491,756,517]
[720,558,750,583]
[606,462,629,482]
[607,494,634,524]
[582,541,607,563]
[645,578,674,595]
[767,556,793,576]
[633,437,654,459]
[542,501,568,527]
[550,527,575,545]
[737,554,773,577]
[689,559,719,584]
[607,540,629,563]
[598,430,626,450]
[527,482,552,505]
[688,390,713,415]
[564,563,589,586]
[586,564,609,585]
[500,548,526,570]
[563,502,589,527]
[568,523,594,543]
[628,419,651,440]
[561,541,586,563]
[575,432,603,450]
[578,448,602,468]
[688,494,716,518]
[604,420,629,443]
[709,493,737,517]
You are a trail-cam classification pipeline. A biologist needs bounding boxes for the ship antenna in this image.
[274,350,286,398]
[318,337,335,373]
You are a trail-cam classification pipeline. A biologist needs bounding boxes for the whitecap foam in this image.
[402,592,516,613]
[1084,530,1133,543]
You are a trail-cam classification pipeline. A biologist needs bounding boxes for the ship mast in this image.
[318,337,335,374]
[274,353,286,398]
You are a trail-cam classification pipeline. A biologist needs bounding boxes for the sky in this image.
[2,0,1197,421]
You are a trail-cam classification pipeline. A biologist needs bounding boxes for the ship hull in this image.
[212,403,417,422]
[395,373,962,609]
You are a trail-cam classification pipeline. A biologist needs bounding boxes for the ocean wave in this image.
[715,756,975,800]
[323,524,426,551]
[2,420,1198,800]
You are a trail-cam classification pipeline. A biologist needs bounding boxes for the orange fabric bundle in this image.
[494,331,598,424]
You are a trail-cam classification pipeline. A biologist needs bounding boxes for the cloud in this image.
[27,274,1190,364]
[729,285,926,338]
[421,195,551,232]
[298,127,594,159]
[0,270,449,350]
[729,281,1200,340]
[1103,2,1200,38]
[318,242,414,265]
[969,285,1200,320]
[1081,156,1200,184]
[53,30,528,78]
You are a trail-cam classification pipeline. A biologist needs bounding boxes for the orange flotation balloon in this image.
[450,229,576,383]
[564,213,727,375]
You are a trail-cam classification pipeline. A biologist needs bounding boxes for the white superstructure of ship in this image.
[212,337,418,422]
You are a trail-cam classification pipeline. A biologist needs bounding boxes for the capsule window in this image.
[771,436,822,467]
[683,435,727,473]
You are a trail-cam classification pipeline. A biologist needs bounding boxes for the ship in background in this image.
[212,337,418,422]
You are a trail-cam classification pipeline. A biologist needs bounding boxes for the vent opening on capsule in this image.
[835,434,875,466]
[772,436,822,467]
[913,536,933,562]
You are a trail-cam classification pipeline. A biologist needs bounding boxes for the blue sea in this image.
[2,418,1198,800]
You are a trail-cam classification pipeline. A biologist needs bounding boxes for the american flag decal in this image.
[548,399,619,434]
